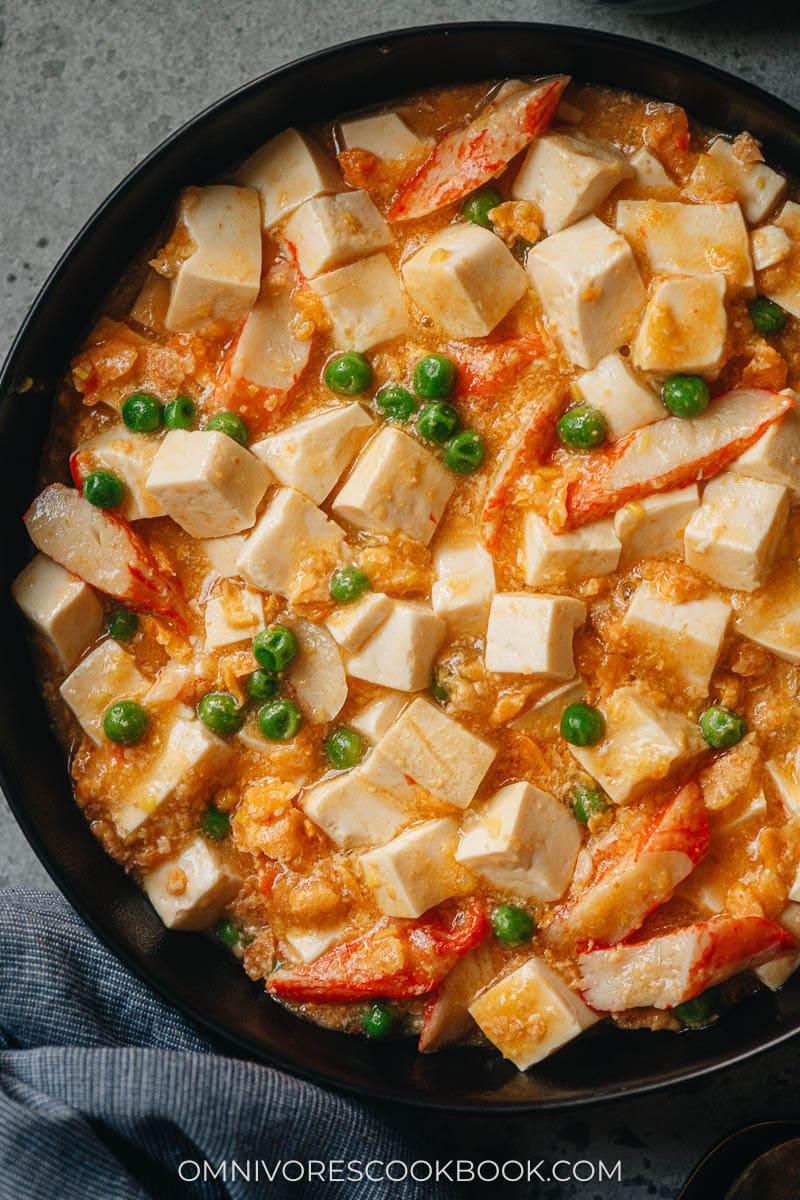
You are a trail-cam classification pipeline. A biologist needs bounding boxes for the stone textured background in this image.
[3,0,800,1194]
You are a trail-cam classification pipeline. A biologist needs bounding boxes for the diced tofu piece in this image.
[751,224,793,272]
[568,686,705,805]
[339,111,432,161]
[130,269,170,331]
[765,758,800,820]
[203,587,263,650]
[346,601,446,692]
[527,215,645,369]
[629,148,676,191]
[622,581,730,695]
[684,472,789,591]
[325,591,393,652]
[199,533,247,578]
[146,431,270,539]
[523,514,620,587]
[419,941,505,1052]
[469,958,598,1070]
[59,640,148,745]
[616,199,754,294]
[614,486,699,567]
[300,770,410,849]
[764,201,800,318]
[754,902,800,991]
[456,782,580,900]
[143,837,241,931]
[714,790,767,834]
[283,190,390,278]
[237,127,341,229]
[235,487,345,599]
[164,186,262,332]
[285,617,347,723]
[142,659,196,712]
[333,426,454,545]
[349,693,407,743]
[736,573,800,664]
[633,274,728,377]
[229,263,311,392]
[359,817,464,918]
[485,593,587,679]
[431,536,496,635]
[574,353,664,441]
[310,253,409,351]
[704,137,787,225]
[402,224,527,338]
[512,132,633,234]
[509,678,585,732]
[283,925,348,965]
[73,429,163,521]
[251,403,372,504]
[734,406,800,501]
[13,554,103,670]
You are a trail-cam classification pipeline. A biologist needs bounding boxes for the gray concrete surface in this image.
[4,0,800,1194]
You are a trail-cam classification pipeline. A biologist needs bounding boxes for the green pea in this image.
[258,698,302,741]
[122,390,163,433]
[444,429,486,475]
[557,404,607,451]
[201,805,230,841]
[253,625,298,673]
[329,566,370,604]
[375,385,417,422]
[107,606,138,641]
[206,410,248,445]
[413,354,458,400]
[417,401,460,445]
[83,470,124,509]
[560,702,605,747]
[362,1002,396,1039]
[461,187,502,229]
[245,669,280,702]
[103,700,148,745]
[492,904,535,947]
[431,676,449,707]
[164,395,196,430]
[196,691,243,736]
[572,783,608,825]
[662,375,710,418]
[674,989,719,1028]
[215,919,240,948]
[324,726,365,770]
[324,351,373,396]
[699,705,747,750]
[748,295,788,336]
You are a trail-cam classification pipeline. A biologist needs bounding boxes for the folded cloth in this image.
[0,887,453,1200]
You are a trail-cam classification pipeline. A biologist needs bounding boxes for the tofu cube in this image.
[764,202,800,318]
[616,199,754,294]
[684,473,790,592]
[130,269,170,332]
[346,601,446,692]
[229,264,312,392]
[237,127,341,229]
[754,902,800,991]
[283,925,348,965]
[60,639,148,745]
[751,225,793,272]
[456,782,580,900]
[282,190,391,278]
[622,581,730,695]
[574,353,664,441]
[629,148,676,192]
[251,403,373,504]
[339,111,432,161]
[164,186,262,332]
[402,224,527,338]
[199,533,248,578]
[235,487,345,599]
[568,685,705,805]
[325,591,393,652]
[146,430,270,539]
[734,406,800,502]
[486,593,587,679]
[359,817,464,918]
[74,429,163,520]
[614,486,699,567]
[310,253,409,351]
[527,215,645,369]
[300,770,410,849]
[523,514,621,587]
[142,659,196,713]
[469,958,598,1070]
[143,837,241,931]
[736,580,800,665]
[512,133,633,234]
[634,274,728,377]
[13,554,103,670]
[348,694,407,743]
[705,137,787,225]
[203,587,263,650]
[765,758,800,820]
[332,426,454,545]
[431,536,496,635]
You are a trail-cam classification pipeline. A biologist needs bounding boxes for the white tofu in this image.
[310,253,409,351]
[715,790,767,835]
[74,428,163,521]
[568,686,705,805]
[574,353,663,441]
[235,486,346,599]
[251,404,372,504]
[339,111,431,161]
[346,601,446,692]
[614,486,699,568]
[143,837,241,931]
[300,770,410,849]
[142,659,196,713]
[634,273,728,377]
[527,215,645,369]
[704,137,787,225]
[325,591,392,652]
[751,224,793,272]
[512,133,633,234]
[359,817,463,918]
[734,407,800,502]
[199,533,248,578]
[164,186,262,332]
[146,431,270,539]
[468,958,598,1071]
[59,640,148,746]
[431,537,496,635]
[229,264,311,393]
[764,202,800,318]
[402,224,527,338]
[736,575,800,664]
[523,514,620,587]
[485,593,587,679]
[203,587,263,650]
[237,127,341,229]
[130,269,170,332]
[616,199,754,294]
[13,554,103,670]
[629,147,676,192]
[684,473,789,592]
[283,925,348,965]
[282,190,390,278]
[332,426,454,545]
[765,758,800,820]
[509,678,586,732]
[754,902,800,990]
[349,694,407,743]
[456,782,580,900]
[622,581,730,695]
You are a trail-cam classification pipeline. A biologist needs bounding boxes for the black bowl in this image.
[3,22,800,1111]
